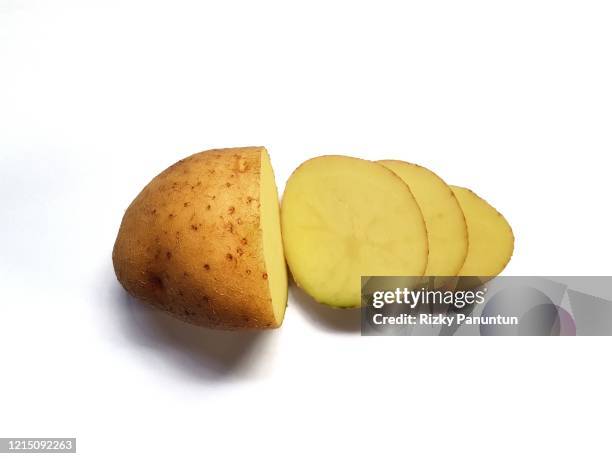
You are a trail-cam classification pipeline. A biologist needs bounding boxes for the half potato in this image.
[112,147,288,329]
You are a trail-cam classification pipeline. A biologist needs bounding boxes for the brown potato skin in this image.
[112,147,279,330]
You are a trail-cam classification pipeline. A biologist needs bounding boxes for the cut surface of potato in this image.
[260,150,288,322]
[451,186,514,277]
[379,160,468,276]
[112,146,288,329]
[281,155,428,308]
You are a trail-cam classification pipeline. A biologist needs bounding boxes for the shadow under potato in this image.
[113,285,272,381]
[289,280,361,333]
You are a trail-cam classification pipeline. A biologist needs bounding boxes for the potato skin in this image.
[112,147,279,330]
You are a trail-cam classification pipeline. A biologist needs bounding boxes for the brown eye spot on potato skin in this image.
[191,224,199,231]
[236,247,244,256]
[241,238,248,245]
[166,251,172,260]
[226,253,233,261]
[203,264,210,270]
[245,269,251,275]
[206,204,211,210]
[262,273,268,280]
[234,157,248,173]
[184,202,190,207]
[168,213,175,219]
[149,274,164,290]
[228,206,235,214]
[225,182,232,188]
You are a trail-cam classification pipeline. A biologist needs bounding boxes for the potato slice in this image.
[379,160,468,276]
[281,155,428,308]
[451,186,514,277]
[112,147,288,329]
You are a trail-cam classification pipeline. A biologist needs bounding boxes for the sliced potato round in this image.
[379,160,468,276]
[112,146,288,330]
[281,155,429,308]
[451,186,514,278]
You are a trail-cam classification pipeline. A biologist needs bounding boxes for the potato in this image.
[112,147,288,330]
[451,186,514,277]
[281,155,429,308]
[378,160,468,276]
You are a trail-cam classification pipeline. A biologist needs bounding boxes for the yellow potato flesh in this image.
[451,186,514,277]
[260,149,288,323]
[379,160,468,276]
[281,156,429,308]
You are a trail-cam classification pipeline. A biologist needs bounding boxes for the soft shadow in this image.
[110,283,274,381]
[290,280,361,333]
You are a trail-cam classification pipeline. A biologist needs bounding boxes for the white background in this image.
[1,1,611,457]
